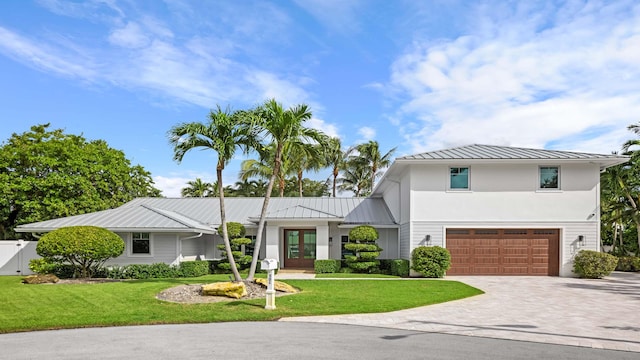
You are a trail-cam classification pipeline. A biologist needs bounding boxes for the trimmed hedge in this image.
[178,261,210,277]
[615,256,640,272]
[411,246,451,278]
[573,250,618,279]
[314,259,341,273]
[389,259,410,277]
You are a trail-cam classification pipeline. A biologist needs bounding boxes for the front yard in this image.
[0,275,483,333]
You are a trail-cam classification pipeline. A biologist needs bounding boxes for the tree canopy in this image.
[0,124,161,239]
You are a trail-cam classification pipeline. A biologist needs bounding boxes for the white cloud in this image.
[388,1,640,155]
[2,3,315,110]
[358,126,376,141]
[292,0,364,34]
[0,26,97,80]
[108,22,149,48]
[308,117,340,138]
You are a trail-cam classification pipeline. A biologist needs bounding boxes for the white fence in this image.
[0,240,38,275]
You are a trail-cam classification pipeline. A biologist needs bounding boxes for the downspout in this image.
[178,233,204,263]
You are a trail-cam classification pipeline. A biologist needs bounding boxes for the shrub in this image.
[314,259,341,273]
[345,225,382,273]
[411,246,451,278]
[218,222,246,239]
[36,226,124,278]
[389,259,410,277]
[29,258,57,275]
[178,261,210,277]
[349,225,378,241]
[616,256,640,272]
[573,250,618,278]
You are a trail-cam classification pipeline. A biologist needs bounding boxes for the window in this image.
[131,232,150,255]
[539,166,559,189]
[341,235,354,259]
[450,167,469,189]
[243,235,257,257]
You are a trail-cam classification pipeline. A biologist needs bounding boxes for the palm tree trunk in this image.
[298,170,303,197]
[217,166,242,282]
[332,167,338,197]
[247,144,283,281]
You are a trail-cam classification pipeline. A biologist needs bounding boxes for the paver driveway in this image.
[281,272,640,352]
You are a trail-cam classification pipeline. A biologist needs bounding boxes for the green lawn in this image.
[0,275,483,333]
[314,273,400,278]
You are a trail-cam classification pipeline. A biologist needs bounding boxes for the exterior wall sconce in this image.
[577,235,584,245]
[329,237,333,246]
[424,234,431,245]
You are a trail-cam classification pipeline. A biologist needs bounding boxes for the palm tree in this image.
[338,157,371,197]
[180,178,213,198]
[245,99,327,280]
[168,106,257,281]
[286,142,325,197]
[232,179,267,197]
[324,137,348,197]
[354,140,396,193]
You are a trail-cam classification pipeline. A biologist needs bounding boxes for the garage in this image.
[446,229,559,276]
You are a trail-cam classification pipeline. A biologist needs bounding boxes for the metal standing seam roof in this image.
[15,197,397,233]
[398,144,628,161]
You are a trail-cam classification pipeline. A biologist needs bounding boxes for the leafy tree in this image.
[169,106,257,281]
[0,124,161,239]
[181,178,214,198]
[245,99,327,280]
[36,226,124,278]
[231,179,268,197]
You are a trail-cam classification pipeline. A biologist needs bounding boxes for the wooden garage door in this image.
[446,229,559,276]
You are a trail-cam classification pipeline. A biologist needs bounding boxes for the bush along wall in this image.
[344,225,382,273]
[216,222,253,271]
[314,259,341,273]
[573,250,618,278]
[411,246,451,278]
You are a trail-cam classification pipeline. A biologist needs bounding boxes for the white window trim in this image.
[448,166,471,191]
[129,232,154,257]
[538,165,561,191]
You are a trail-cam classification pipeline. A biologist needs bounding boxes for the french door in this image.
[284,229,316,268]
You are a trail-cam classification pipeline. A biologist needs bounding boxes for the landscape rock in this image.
[201,281,247,299]
[22,274,60,284]
[254,278,299,293]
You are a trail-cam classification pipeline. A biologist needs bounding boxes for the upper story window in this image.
[132,232,151,254]
[539,166,559,189]
[450,167,469,190]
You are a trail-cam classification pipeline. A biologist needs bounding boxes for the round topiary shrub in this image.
[36,226,124,278]
[345,225,382,273]
[573,250,618,278]
[411,246,451,278]
[218,222,246,239]
[349,225,378,242]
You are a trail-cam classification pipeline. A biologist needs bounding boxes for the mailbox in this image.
[261,258,278,271]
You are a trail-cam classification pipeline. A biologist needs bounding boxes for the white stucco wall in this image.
[409,163,599,222]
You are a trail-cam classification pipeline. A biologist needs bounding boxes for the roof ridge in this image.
[140,205,211,230]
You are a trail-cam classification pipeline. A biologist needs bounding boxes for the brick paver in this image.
[281,272,640,352]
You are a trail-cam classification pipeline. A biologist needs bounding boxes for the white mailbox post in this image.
[260,259,278,310]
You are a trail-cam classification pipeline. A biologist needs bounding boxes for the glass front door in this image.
[284,229,316,268]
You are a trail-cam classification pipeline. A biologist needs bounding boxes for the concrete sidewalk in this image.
[281,272,640,352]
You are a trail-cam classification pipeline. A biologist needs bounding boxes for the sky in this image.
[1,0,640,197]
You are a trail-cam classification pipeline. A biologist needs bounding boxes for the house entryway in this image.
[446,229,560,276]
[284,229,316,268]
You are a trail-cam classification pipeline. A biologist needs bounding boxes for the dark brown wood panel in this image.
[446,229,560,276]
